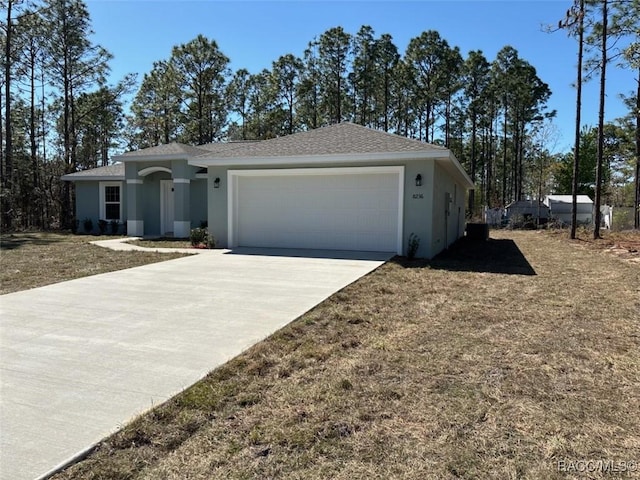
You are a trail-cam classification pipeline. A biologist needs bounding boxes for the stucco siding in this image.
[190,179,208,228]
[74,181,127,234]
[431,162,466,257]
[208,158,455,258]
[141,172,170,235]
[402,160,434,258]
[75,182,100,233]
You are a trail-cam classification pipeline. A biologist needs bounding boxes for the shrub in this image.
[206,233,216,249]
[109,220,120,235]
[407,233,420,259]
[97,219,108,235]
[190,227,208,247]
[190,227,216,249]
[83,218,93,234]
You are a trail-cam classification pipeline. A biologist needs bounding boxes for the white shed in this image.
[544,195,593,226]
[505,200,550,224]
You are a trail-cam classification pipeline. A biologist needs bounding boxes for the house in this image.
[62,123,474,258]
[544,194,593,226]
[505,200,550,224]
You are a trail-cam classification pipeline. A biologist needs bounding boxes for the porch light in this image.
[214,177,220,189]
[415,174,422,187]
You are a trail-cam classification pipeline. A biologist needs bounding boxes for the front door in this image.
[160,180,175,236]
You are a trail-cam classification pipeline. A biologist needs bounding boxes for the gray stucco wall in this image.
[401,160,434,258]
[75,182,100,232]
[124,159,205,236]
[431,162,466,257]
[207,158,467,258]
[190,179,208,229]
[140,171,170,236]
[74,181,126,234]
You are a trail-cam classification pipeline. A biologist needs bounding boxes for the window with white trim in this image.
[100,182,122,221]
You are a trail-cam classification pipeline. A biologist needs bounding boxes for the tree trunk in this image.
[468,112,477,214]
[593,0,607,240]
[30,43,39,228]
[502,106,508,206]
[3,0,13,230]
[635,68,639,229]
[571,0,585,239]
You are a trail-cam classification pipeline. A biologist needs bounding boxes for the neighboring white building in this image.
[505,200,550,224]
[544,195,593,225]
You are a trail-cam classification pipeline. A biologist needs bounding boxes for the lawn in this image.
[44,230,640,479]
[0,232,187,295]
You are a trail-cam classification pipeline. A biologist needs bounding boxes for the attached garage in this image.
[63,123,474,258]
[228,167,404,253]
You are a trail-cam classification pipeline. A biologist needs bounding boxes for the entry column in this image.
[173,178,191,237]
[125,163,144,236]
[171,160,192,238]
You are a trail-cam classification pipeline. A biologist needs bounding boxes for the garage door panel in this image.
[233,169,401,252]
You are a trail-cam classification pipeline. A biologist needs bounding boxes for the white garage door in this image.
[229,167,403,253]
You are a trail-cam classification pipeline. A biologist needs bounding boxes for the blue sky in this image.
[85,0,637,153]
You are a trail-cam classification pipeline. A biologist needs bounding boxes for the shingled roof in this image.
[193,123,446,161]
[61,163,124,181]
[118,142,212,159]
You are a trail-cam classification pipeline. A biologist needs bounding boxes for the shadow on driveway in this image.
[397,237,536,275]
[225,247,394,262]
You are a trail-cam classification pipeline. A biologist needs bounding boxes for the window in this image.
[100,182,122,221]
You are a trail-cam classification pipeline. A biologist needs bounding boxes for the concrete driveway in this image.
[0,248,390,480]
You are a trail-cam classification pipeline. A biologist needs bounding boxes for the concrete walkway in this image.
[90,237,210,254]
[0,248,391,480]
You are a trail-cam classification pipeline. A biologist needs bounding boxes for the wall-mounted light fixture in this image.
[214,177,220,189]
[415,174,422,187]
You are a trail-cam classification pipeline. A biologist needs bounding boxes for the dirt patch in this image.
[545,228,640,264]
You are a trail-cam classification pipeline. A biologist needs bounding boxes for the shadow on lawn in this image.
[0,233,68,251]
[398,237,536,275]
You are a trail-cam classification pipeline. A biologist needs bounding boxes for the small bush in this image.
[407,233,420,259]
[205,233,216,249]
[190,227,208,247]
[109,220,120,235]
[83,218,93,234]
[97,219,108,235]
[189,228,217,249]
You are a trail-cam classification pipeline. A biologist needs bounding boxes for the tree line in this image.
[1,0,638,232]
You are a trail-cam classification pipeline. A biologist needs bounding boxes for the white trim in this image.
[191,150,444,168]
[127,220,144,236]
[227,166,404,254]
[138,166,172,177]
[173,178,190,184]
[99,181,123,221]
[126,179,143,184]
[173,221,191,238]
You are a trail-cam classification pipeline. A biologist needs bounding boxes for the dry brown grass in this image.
[545,228,640,265]
[51,230,639,479]
[0,232,186,295]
